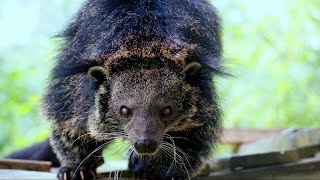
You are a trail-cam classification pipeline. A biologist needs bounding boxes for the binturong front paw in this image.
[57,166,96,180]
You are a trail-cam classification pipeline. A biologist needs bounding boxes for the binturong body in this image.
[40,0,224,179]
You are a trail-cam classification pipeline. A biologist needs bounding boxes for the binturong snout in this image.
[134,139,158,154]
[125,116,164,156]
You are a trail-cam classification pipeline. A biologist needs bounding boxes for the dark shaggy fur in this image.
[7,0,223,179]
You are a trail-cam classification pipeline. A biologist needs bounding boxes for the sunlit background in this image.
[0,0,319,158]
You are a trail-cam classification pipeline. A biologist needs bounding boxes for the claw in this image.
[57,166,96,180]
[63,172,68,180]
[80,170,85,180]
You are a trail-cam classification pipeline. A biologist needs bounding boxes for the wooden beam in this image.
[221,128,282,145]
[204,157,320,180]
[0,159,51,172]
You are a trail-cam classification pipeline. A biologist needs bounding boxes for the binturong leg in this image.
[50,128,105,180]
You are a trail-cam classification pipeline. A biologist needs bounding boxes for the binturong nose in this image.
[134,139,158,154]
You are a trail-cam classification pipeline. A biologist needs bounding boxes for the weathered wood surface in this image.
[229,149,300,170]
[207,144,320,172]
[221,128,282,153]
[221,128,282,145]
[204,157,320,180]
[238,127,320,155]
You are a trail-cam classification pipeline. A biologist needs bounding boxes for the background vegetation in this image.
[0,0,319,158]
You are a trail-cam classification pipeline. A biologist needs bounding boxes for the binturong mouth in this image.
[132,138,162,156]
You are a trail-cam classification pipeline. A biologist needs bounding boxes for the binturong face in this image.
[87,62,204,156]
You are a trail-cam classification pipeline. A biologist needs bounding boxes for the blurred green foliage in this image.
[215,0,320,128]
[0,0,319,157]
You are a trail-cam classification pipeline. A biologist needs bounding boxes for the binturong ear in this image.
[88,66,108,82]
[183,62,201,79]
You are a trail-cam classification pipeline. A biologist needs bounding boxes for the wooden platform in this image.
[1,128,319,179]
[1,157,319,180]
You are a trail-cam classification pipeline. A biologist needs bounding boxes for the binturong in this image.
[7,0,225,179]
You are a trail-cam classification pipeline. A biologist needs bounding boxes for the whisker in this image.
[115,143,129,160]
[162,134,193,179]
[119,144,131,160]
[72,141,113,180]
[163,142,190,178]
[161,143,177,176]
[163,134,190,142]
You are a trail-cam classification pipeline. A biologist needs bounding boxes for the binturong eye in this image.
[119,106,132,116]
[162,106,172,117]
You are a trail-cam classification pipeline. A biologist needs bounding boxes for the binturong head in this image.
[87,60,204,156]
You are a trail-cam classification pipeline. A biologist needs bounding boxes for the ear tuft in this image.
[88,66,108,82]
[183,62,201,76]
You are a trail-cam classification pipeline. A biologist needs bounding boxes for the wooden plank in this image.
[298,145,320,158]
[0,159,51,172]
[229,149,299,170]
[206,149,300,173]
[206,157,230,172]
[238,127,320,155]
[221,128,282,145]
[205,157,320,180]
